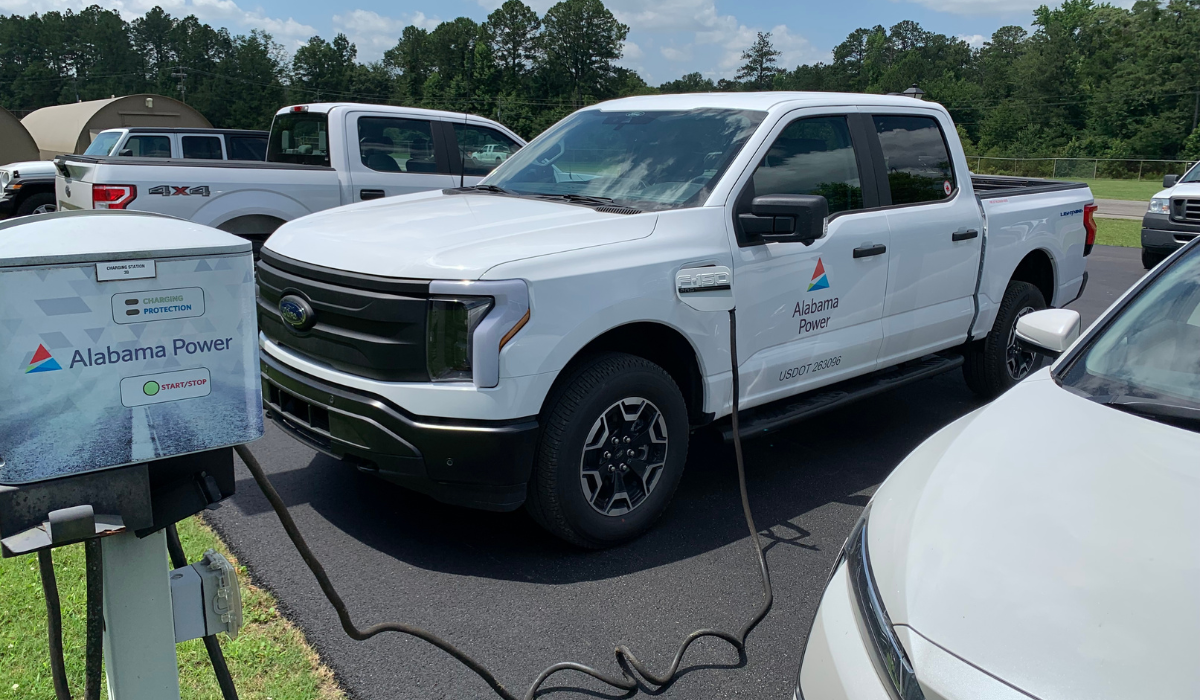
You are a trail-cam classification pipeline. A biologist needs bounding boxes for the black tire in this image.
[1142,248,1166,270]
[526,352,689,548]
[16,192,56,217]
[962,281,1047,399]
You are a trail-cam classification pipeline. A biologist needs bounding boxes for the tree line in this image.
[1,0,1198,158]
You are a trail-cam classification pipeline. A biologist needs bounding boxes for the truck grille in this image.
[257,249,430,382]
[1171,198,1200,223]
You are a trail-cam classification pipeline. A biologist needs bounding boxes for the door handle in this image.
[952,229,979,241]
[360,189,385,201]
[853,243,887,258]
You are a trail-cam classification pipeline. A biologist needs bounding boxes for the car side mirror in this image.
[1163,174,1178,188]
[118,149,133,157]
[739,194,828,245]
[1015,309,1081,359]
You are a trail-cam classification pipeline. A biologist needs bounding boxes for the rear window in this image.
[182,135,223,160]
[123,135,172,158]
[228,136,267,161]
[268,113,330,166]
[873,115,955,205]
[84,132,122,156]
[454,124,521,176]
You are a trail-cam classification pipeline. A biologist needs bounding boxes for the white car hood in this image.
[1,160,54,180]
[1156,181,1200,199]
[264,191,657,280]
[869,370,1200,700]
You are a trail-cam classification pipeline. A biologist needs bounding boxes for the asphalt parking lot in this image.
[209,245,1146,700]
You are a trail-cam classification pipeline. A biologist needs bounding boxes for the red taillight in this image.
[92,184,136,210]
[1083,203,1098,256]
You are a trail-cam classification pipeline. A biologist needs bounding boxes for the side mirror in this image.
[1015,308,1081,359]
[118,149,133,157]
[1163,174,1178,188]
[739,194,828,245]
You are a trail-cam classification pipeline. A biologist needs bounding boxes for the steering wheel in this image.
[534,141,566,167]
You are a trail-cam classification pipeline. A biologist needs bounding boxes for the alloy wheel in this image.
[1005,305,1037,380]
[579,397,668,516]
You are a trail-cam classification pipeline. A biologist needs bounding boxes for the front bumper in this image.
[0,192,15,217]
[260,352,539,512]
[1142,212,1200,253]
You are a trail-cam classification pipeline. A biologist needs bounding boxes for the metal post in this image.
[1138,160,1144,181]
[102,530,182,700]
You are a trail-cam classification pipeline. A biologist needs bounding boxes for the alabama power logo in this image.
[24,344,63,373]
[793,258,839,335]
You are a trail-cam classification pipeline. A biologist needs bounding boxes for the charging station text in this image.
[68,337,234,368]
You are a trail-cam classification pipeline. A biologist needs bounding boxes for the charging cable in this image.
[36,540,104,700]
[233,307,772,699]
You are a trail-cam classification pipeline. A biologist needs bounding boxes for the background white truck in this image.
[1142,166,1200,268]
[3,127,266,219]
[54,104,524,252]
[253,92,1096,547]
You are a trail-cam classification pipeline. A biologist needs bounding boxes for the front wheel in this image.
[963,281,1047,399]
[16,192,56,216]
[1142,248,1167,270]
[526,353,689,548]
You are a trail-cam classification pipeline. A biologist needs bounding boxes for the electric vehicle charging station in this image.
[0,210,263,699]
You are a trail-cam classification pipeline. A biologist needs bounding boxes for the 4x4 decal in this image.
[149,185,210,197]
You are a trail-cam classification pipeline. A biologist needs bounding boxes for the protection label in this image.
[120,368,211,407]
[112,287,205,324]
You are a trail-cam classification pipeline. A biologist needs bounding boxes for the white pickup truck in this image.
[54,104,524,252]
[254,93,1097,547]
[1142,166,1200,268]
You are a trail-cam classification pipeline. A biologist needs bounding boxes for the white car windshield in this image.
[84,131,123,156]
[1059,243,1200,431]
[484,108,766,211]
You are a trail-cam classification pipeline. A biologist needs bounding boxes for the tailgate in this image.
[54,158,97,210]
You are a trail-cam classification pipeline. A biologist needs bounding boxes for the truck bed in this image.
[970,174,1089,198]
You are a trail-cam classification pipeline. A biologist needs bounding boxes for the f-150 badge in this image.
[676,265,734,312]
[149,185,210,196]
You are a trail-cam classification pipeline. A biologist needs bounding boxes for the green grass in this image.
[0,516,344,700]
[1081,178,1167,201]
[1095,217,1141,248]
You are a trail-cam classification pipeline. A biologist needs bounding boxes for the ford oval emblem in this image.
[279,294,315,331]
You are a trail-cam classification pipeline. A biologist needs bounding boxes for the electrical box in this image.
[0,211,263,485]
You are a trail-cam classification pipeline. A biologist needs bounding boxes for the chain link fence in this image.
[968,156,1196,181]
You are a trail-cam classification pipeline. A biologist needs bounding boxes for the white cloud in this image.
[0,0,316,45]
[622,40,644,60]
[332,9,441,61]
[661,46,691,62]
[958,33,986,48]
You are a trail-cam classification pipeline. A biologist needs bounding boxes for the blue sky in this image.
[2,0,1123,84]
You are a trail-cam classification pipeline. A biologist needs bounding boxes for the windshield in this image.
[1180,162,1200,184]
[1058,243,1200,429]
[84,131,123,156]
[484,108,766,211]
[267,112,330,166]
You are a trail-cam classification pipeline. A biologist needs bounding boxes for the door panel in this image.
[870,113,984,365]
[346,113,454,201]
[730,112,890,410]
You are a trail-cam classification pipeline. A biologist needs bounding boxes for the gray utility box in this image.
[0,211,263,485]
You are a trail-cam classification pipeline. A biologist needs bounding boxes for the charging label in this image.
[112,287,205,324]
[120,368,211,407]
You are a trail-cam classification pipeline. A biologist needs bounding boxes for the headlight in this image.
[426,280,531,388]
[1148,198,1170,214]
[845,504,926,700]
[427,296,494,382]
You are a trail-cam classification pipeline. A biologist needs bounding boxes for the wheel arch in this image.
[544,322,708,427]
[1009,248,1056,306]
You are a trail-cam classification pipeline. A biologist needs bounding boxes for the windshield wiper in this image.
[1089,394,1200,430]
[466,184,511,194]
[537,193,615,205]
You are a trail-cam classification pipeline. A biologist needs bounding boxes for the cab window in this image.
[122,135,171,158]
[453,124,521,176]
[749,116,864,214]
[358,117,437,173]
[268,113,330,166]
[228,136,267,161]
[181,135,223,160]
[872,115,955,205]
[84,132,122,156]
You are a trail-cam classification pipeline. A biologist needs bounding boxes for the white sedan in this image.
[796,237,1200,700]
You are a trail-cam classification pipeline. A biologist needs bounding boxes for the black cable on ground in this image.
[165,523,240,700]
[233,306,771,700]
[83,540,104,700]
[37,549,72,700]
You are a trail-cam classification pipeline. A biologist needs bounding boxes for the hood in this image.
[869,370,1200,700]
[264,191,658,280]
[1159,181,1200,199]
[1,160,54,181]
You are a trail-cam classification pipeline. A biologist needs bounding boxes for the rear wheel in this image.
[16,192,56,216]
[963,281,1047,399]
[526,353,688,548]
